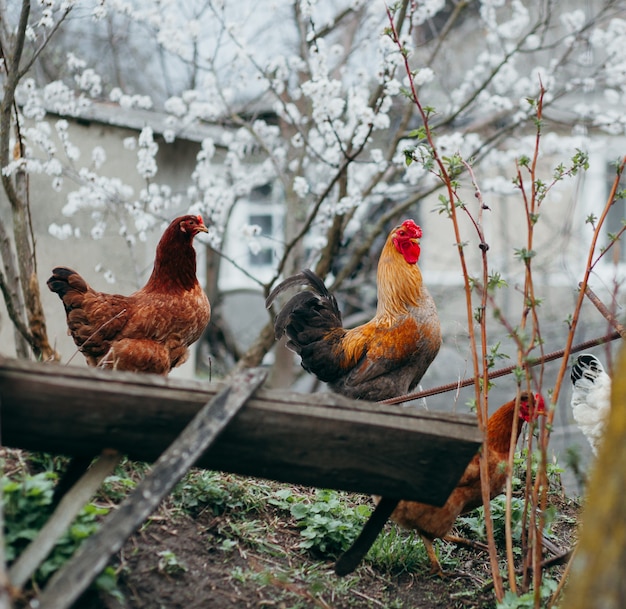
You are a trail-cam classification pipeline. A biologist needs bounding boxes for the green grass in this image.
[367,527,431,573]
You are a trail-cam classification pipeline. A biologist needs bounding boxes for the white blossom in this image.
[91,146,106,169]
[293,176,309,198]
[90,221,106,240]
[164,96,187,117]
[136,126,158,179]
[561,10,586,34]
[48,223,76,240]
[412,0,446,26]
[414,68,435,86]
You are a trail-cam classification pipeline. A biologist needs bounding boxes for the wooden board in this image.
[0,358,482,506]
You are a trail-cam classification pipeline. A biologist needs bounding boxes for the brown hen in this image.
[386,392,546,573]
[47,214,210,375]
[336,391,546,576]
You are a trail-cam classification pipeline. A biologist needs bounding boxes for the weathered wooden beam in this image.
[0,358,482,505]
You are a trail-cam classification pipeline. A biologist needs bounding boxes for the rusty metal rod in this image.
[382,330,622,405]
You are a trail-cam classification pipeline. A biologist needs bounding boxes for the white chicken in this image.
[570,353,612,455]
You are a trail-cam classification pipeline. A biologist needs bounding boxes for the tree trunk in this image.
[561,342,626,608]
[0,0,57,362]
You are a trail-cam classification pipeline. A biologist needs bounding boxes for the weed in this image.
[271,488,371,556]
[3,470,57,562]
[497,577,558,608]
[156,549,187,575]
[458,495,526,547]
[172,470,269,516]
[227,560,363,609]
[367,526,429,573]
[2,461,122,601]
[513,449,564,492]
[100,473,138,502]
[217,516,285,556]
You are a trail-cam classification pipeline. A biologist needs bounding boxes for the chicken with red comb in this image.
[336,392,547,576]
[47,214,210,375]
[266,219,441,401]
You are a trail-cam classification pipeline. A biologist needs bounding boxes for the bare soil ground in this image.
[77,479,577,609]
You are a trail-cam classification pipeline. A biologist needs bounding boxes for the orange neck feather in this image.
[486,400,523,455]
[375,235,424,318]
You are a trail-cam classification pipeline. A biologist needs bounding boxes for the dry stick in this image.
[518,88,548,605]
[9,451,122,589]
[463,161,505,596]
[380,330,621,406]
[385,3,505,598]
[37,367,267,609]
[65,309,127,367]
[582,283,626,339]
[547,545,578,608]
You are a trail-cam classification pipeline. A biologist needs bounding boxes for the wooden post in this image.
[335,496,400,575]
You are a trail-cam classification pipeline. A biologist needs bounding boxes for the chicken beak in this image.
[197,223,209,234]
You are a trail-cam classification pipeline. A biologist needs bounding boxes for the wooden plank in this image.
[36,367,267,609]
[0,358,482,505]
[8,451,122,589]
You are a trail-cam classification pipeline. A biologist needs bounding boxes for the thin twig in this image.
[384,5,503,595]
[546,546,577,609]
[582,283,626,339]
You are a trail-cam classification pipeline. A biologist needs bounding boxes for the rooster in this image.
[47,214,211,375]
[336,392,546,576]
[265,220,441,401]
[570,353,611,455]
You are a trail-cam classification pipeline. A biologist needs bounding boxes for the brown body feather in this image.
[266,222,441,401]
[47,215,211,375]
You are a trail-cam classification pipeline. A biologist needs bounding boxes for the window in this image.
[248,213,274,266]
[245,183,283,268]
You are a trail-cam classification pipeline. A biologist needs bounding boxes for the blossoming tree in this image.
[3,0,624,371]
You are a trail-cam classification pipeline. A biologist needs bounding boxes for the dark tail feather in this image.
[265,269,330,308]
[335,497,400,576]
[47,267,88,300]
[266,269,341,340]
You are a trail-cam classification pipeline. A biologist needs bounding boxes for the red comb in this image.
[402,219,422,238]
[534,393,547,414]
